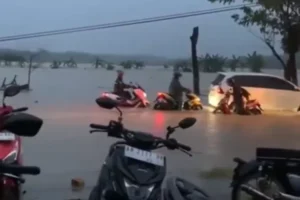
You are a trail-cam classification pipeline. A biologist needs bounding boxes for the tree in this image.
[134,61,145,69]
[227,55,241,71]
[63,57,77,68]
[246,51,265,72]
[173,60,191,72]
[50,60,61,69]
[120,60,134,69]
[92,57,105,69]
[106,63,115,70]
[208,0,300,85]
[200,53,226,72]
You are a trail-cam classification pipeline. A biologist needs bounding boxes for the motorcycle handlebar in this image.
[0,163,40,175]
[90,123,108,129]
[177,143,191,151]
[89,123,191,152]
[12,107,28,113]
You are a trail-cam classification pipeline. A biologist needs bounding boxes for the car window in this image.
[211,74,225,85]
[262,77,296,90]
[232,75,296,91]
[232,75,256,87]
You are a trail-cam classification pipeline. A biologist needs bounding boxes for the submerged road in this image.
[20,105,300,200]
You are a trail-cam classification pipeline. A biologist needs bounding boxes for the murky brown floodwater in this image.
[0,66,299,199]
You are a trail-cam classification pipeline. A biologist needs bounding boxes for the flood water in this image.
[1,66,300,199]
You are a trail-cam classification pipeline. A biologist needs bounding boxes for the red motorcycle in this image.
[0,85,29,199]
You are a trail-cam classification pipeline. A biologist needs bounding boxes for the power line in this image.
[0,3,257,42]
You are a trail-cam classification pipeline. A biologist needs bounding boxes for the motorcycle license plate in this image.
[124,145,165,166]
[0,132,15,141]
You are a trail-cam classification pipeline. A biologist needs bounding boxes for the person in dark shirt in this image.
[113,70,131,99]
[168,72,190,110]
[227,78,247,114]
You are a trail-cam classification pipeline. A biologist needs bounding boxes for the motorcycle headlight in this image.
[3,150,17,164]
[124,178,154,200]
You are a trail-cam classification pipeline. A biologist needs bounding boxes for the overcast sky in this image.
[0,0,282,58]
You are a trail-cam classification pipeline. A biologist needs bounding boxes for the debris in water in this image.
[71,178,85,191]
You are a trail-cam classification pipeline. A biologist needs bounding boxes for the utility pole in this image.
[190,27,200,95]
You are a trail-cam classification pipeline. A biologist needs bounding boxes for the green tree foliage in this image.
[133,61,145,69]
[208,0,300,84]
[120,60,134,69]
[227,55,241,72]
[106,63,115,70]
[0,54,26,67]
[50,60,61,69]
[173,60,191,72]
[63,57,77,68]
[246,51,265,72]
[199,54,226,72]
[92,57,106,69]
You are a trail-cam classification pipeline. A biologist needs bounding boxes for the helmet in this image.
[173,72,182,78]
[117,70,124,76]
[164,177,209,200]
[227,78,235,86]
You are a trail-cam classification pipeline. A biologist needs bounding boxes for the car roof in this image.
[217,72,297,86]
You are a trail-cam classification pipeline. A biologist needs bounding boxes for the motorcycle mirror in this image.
[1,113,43,137]
[3,85,21,98]
[178,117,197,129]
[2,85,21,106]
[95,98,117,110]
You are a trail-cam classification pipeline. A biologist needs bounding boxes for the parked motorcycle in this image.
[240,184,300,200]
[231,147,300,200]
[0,85,29,166]
[89,98,196,200]
[99,83,150,108]
[0,85,43,200]
[153,91,203,110]
[0,162,40,200]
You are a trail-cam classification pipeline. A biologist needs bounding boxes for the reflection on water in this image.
[205,113,221,155]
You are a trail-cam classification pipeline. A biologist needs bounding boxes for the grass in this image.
[199,167,233,179]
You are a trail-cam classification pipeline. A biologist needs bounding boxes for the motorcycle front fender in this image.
[231,159,260,187]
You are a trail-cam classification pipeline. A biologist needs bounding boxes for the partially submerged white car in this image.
[208,72,300,111]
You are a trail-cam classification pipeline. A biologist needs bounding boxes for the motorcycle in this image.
[89,98,196,200]
[245,99,263,115]
[0,85,43,200]
[99,83,150,108]
[240,184,300,200]
[153,91,203,110]
[231,147,300,200]
[0,163,40,200]
[0,85,29,166]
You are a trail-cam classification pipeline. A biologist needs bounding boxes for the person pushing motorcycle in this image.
[113,70,132,99]
[168,72,190,110]
[227,78,250,114]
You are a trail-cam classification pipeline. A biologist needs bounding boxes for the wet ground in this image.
[21,106,300,200]
[0,67,299,199]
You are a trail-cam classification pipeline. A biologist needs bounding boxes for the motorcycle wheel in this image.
[183,102,190,110]
[153,103,160,110]
[231,172,285,200]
